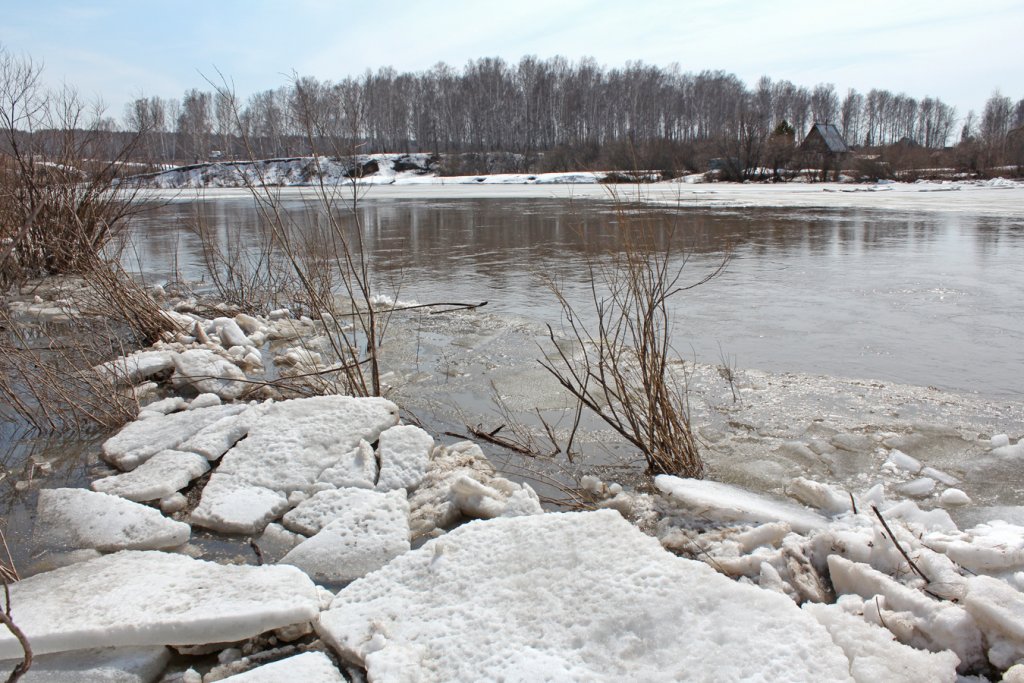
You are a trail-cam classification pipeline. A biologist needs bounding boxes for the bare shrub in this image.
[540,204,726,478]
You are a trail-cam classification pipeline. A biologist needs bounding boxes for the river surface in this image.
[127,194,1024,400]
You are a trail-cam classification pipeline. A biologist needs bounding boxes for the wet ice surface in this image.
[380,306,1024,518]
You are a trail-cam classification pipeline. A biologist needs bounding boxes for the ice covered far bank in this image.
[129,154,1024,217]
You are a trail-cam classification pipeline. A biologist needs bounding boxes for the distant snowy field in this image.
[130,154,1024,217]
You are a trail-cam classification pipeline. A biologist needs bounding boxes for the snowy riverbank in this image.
[5,282,1024,681]
[129,155,1024,219]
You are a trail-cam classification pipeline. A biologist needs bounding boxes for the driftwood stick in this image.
[872,505,931,584]
[0,578,32,683]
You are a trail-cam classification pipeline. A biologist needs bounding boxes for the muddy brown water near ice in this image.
[127,195,1024,399]
[4,195,1024,573]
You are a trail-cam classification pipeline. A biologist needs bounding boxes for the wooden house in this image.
[799,123,850,181]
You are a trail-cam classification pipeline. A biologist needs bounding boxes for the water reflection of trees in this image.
[126,199,1016,287]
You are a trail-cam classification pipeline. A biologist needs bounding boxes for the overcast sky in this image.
[5,0,1021,124]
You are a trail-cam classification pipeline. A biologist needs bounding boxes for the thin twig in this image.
[871,505,931,584]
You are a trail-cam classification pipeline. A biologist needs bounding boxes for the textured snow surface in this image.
[0,645,170,682]
[35,488,190,551]
[317,510,852,682]
[102,404,248,470]
[191,396,399,534]
[803,603,959,682]
[281,489,410,583]
[0,551,319,659]
[91,450,210,501]
[655,475,828,533]
[375,424,434,492]
[220,652,344,682]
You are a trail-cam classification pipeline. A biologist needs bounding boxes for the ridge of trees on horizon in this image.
[6,50,1024,176]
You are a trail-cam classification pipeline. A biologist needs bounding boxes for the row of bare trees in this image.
[112,56,1023,172]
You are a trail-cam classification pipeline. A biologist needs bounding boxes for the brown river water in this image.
[127,195,1024,399]
[3,193,1023,573]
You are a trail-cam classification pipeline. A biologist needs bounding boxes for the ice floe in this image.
[280,489,410,583]
[317,510,853,681]
[374,424,434,492]
[0,551,319,659]
[191,396,399,534]
[35,488,190,551]
[91,449,210,502]
[102,403,249,470]
[655,475,828,533]
[0,645,171,683]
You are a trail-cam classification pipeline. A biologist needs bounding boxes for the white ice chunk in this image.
[992,434,1011,448]
[964,575,1024,641]
[0,645,171,682]
[882,500,958,532]
[282,488,388,536]
[655,476,828,533]
[91,450,210,502]
[897,477,936,498]
[220,652,344,682]
[803,602,959,682]
[141,396,187,415]
[102,404,248,470]
[191,396,399,534]
[212,317,252,349]
[407,442,543,537]
[449,475,543,519]
[939,488,972,506]
[172,348,248,400]
[886,450,923,474]
[180,410,257,460]
[233,313,263,335]
[921,466,960,486]
[943,521,1024,573]
[280,489,410,583]
[188,393,223,410]
[317,511,853,682]
[375,424,433,492]
[93,351,175,386]
[35,488,190,551]
[0,551,319,659]
[786,477,853,514]
[827,555,985,669]
[189,475,289,535]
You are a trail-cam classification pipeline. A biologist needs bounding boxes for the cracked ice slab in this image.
[0,551,320,659]
[91,450,210,502]
[655,475,828,534]
[280,489,410,583]
[191,396,400,534]
[35,488,190,552]
[316,510,853,682]
[102,404,249,471]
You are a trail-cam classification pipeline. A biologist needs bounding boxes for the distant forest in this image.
[20,55,1024,177]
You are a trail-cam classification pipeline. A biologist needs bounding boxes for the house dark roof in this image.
[804,123,850,154]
